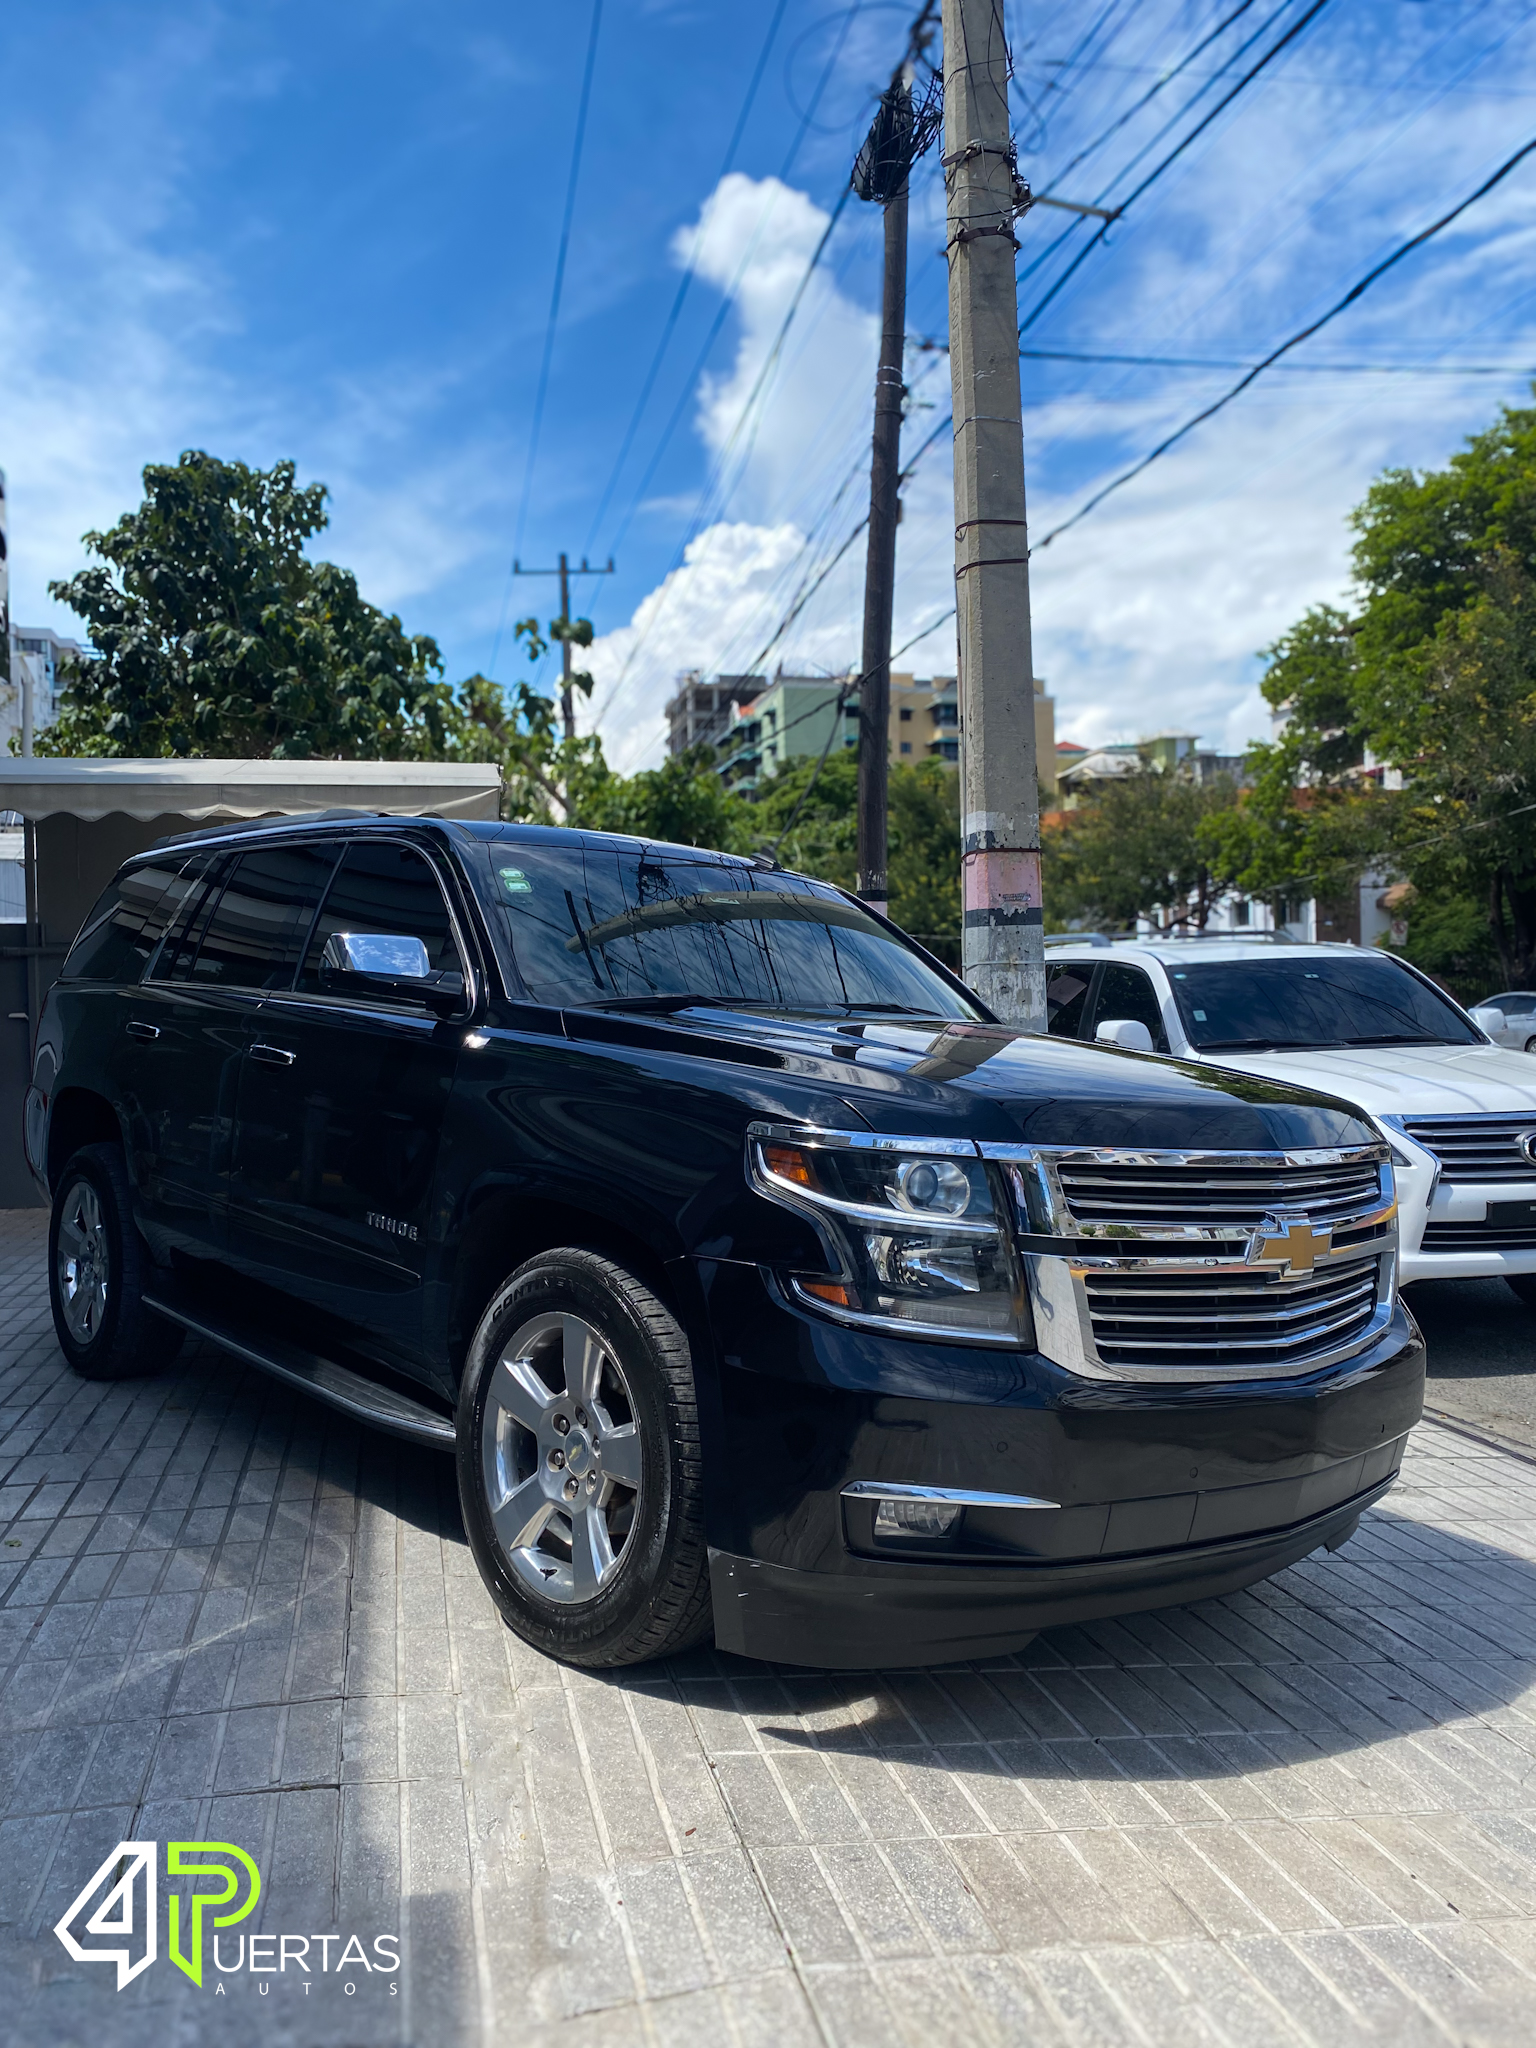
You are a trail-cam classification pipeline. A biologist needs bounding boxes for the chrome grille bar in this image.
[982,1140,1397,1383]
[1401,1114,1536,1184]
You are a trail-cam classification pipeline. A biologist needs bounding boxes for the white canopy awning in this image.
[0,758,502,823]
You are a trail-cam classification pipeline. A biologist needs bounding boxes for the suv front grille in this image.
[1401,1115,1536,1184]
[1055,1156,1384,1231]
[1003,1141,1398,1383]
[1083,1255,1381,1372]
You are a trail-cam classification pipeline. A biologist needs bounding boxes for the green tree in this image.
[42,452,446,759]
[1234,397,1536,981]
[1044,762,1243,933]
[572,744,756,849]
[751,753,963,953]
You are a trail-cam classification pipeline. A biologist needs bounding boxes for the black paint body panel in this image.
[27,815,1426,1667]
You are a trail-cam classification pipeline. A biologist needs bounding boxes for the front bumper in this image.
[711,1469,1398,1667]
[696,1261,1424,1669]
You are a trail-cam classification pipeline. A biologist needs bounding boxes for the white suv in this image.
[1042,937,1536,1302]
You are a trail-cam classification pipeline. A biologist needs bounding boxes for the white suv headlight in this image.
[747,1124,1032,1345]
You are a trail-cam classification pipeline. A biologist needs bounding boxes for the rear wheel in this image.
[1524,1035,1536,1054]
[1508,1276,1536,1310]
[48,1144,184,1379]
[456,1249,711,1668]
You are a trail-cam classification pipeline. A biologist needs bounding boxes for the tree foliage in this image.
[1231,399,1536,985]
[1043,763,1243,933]
[40,450,969,947]
[42,452,447,759]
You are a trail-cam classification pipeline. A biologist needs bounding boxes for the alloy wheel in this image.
[56,1180,110,1345]
[480,1312,642,1603]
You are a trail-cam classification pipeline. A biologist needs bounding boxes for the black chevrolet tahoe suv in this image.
[24,813,1424,1669]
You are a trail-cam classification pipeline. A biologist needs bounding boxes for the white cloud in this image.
[593,70,1536,776]
[589,520,809,773]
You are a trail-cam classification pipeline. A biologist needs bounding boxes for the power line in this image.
[1019,0,1337,336]
[1045,0,1262,190]
[490,0,605,675]
[595,6,863,577]
[1015,0,1296,298]
[588,188,855,733]
[1019,345,1536,375]
[580,0,792,558]
[1035,128,1536,552]
[591,1,950,732]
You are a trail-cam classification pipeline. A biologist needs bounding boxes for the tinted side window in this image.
[61,857,189,983]
[1045,964,1093,1038]
[145,852,228,982]
[1087,963,1168,1051]
[177,842,338,990]
[299,841,462,995]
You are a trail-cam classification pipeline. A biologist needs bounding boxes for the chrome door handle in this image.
[125,1021,160,1041]
[249,1043,297,1066]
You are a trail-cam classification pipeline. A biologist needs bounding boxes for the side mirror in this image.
[1095,1018,1155,1053]
[321,931,465,1014]
[1470,1006,1507,1040]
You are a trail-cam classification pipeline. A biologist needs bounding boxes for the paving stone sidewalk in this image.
[4,1208,1536,2047]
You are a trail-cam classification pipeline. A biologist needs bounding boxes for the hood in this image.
[1188,1041,1536,1119]
[559,1004,1380,1154]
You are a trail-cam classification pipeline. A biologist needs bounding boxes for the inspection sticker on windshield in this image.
[497,867,533,896]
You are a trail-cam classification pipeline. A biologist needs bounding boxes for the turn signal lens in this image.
[801,1279,854,1307]
[764,1144,817,1188]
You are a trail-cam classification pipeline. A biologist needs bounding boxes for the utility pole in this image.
[942,0,1044,1027]
[852,4,940,918]
[512,552,615,742]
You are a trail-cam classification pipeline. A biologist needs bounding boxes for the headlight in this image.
[747,1124,1032,1345]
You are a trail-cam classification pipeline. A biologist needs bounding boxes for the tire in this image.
[48,1143,185,1380]
[456,1249,711,1669]
[1508,1276,1536,1310]
[1524,1036,1536,1054]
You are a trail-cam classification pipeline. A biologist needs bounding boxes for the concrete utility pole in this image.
[512,552,615,742]
[942,0,1044,1027]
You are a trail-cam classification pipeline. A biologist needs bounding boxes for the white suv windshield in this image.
[1167,954,1479,1051]
[489,839,980,1019]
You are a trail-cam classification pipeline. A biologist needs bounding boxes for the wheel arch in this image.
[444,1187,705,1388]
[46,1088,125,1195]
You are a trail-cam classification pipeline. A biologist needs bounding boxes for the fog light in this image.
[874,1497,962,1539]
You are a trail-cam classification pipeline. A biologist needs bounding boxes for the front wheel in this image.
[1508,1276,1536,1310]
[456,1249,711,1668]
[48,1144,184,1379]
[1524,1036,1536,1055]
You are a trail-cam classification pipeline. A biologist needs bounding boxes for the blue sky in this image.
[6,0,1536,770]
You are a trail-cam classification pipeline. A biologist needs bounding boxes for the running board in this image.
[145,1293,457,1449]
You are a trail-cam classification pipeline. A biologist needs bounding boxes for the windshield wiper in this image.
[834,1002,940,1016]
[1338,1034,1460,1047]
[1193,1038,1314,1051]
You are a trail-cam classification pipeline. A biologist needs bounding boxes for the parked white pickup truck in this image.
[1041,937,1536,1302]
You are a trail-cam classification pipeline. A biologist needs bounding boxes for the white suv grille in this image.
[1400,1114,1536,1185]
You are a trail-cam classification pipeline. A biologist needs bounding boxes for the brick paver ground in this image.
[3,1209,1536,2046]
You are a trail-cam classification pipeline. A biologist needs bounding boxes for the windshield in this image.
[487,839,980,1019]
[1167,954,1480,1050]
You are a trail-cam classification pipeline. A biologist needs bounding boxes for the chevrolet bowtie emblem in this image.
[1252,1219,1332,1273]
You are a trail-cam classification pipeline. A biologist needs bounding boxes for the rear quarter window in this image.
[60,857,190,983]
